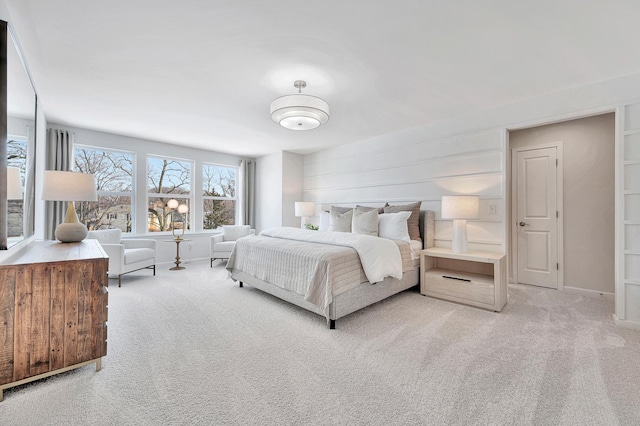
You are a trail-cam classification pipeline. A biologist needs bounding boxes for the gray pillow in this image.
[352,207,379,236]
[331,206,352,214]
[356,205,385,214]
[384,201,422,242]
[329,207,353,232]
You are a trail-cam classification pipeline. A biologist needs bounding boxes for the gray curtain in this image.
[45,128,73,239]
[239,159,255,228]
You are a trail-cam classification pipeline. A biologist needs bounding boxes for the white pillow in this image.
[318,211,330,231]
[352,207,378,236]
[378,211,411,242]
[328,207,353,232]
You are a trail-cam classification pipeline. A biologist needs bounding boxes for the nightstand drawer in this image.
[423,268,495,305]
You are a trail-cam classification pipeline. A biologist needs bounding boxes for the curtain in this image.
[239,159,255,228]
[45,128,73,239]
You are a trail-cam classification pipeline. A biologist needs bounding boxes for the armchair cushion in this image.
[222,225,253,241]
[211,226,255,265]
[88,228,122,245]
[86,229,156,286]
[124,248,156,265]
[214,241,236,253]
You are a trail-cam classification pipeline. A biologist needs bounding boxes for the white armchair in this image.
[210,225,255,266]
[86,229,156,287]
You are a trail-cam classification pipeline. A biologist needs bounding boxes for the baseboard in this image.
[562,286,614,300]
[613,315,640,331]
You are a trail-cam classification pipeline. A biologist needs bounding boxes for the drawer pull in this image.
[442,275,471,282]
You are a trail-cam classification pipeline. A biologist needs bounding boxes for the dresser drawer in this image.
[423,268,495,305]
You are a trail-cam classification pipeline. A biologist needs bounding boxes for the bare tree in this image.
[147,159,191,232]
[74,148,133,230]
[203,165,236,229]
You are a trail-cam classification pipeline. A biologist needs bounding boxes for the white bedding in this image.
[260,227,403,283]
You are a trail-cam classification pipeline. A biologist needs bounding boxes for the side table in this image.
[164,239,192,270]
[420,247,507,311]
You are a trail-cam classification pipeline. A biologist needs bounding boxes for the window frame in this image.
[73,144,136,233]
[146,154,194,235]
[202,162,239,231]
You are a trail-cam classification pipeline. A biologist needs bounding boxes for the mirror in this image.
[2,21,37,249]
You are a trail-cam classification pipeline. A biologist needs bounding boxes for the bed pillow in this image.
[378,211,411,242]
[331,206,352,214]
[318,210,331,231]
[352,207,379,236]
[384,201,422,243]
[356,205,385,214]
[328,207,353,232]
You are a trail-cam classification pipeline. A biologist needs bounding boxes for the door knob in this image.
[519,222,529,226]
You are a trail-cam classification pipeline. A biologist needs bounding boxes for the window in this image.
[147,156,191,233]
[7,137,27,237]
[202,163,237,230]
[74,146,134,232]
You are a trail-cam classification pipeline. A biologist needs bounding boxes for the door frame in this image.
[510,141,564,290]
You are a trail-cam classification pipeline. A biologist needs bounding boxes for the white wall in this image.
[282,151,304,228]
[255,150,304,232]
[305,129,505,252]
[509,113,615,295]
[304,72,640,328]
[256,152,283,231]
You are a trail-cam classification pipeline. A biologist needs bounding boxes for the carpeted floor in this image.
[2,260,639,425]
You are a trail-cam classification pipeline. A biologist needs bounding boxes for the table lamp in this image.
[295,202,316,229]
[42,170,98,243]
[441,195,479,253]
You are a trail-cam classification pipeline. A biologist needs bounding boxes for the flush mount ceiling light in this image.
[270,80,329,130]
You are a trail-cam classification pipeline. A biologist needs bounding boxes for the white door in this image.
[515,147,558,288]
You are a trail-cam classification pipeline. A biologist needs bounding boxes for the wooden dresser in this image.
[0,239,109,401]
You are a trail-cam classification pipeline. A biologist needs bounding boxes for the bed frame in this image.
[231,210,435,329]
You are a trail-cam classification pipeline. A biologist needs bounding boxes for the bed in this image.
[226,210,434,329]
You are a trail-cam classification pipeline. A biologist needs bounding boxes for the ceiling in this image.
[6,0,640,157]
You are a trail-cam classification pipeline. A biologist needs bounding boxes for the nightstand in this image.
[420,247,507,312]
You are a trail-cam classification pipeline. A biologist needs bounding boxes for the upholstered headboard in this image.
[420,210,435,249]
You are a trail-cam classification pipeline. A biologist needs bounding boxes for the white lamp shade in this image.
[7,167,23,200]
[41,170,98,202]
[441,195,479,219]
[270,94,330,130]
[167,199,179,209]
[177,204,189,214]
[294,202,316,217]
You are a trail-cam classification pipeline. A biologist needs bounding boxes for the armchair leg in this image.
[153,265,156,276]
[118,275,122,288]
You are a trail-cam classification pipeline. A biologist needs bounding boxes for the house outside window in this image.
[74,146,134,232]
[202,163,237,230]
[147,156,192,233]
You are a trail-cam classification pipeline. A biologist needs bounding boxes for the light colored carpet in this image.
[2,260,639,425]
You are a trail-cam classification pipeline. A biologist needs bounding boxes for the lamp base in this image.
[55,201,88,243]
[55,222,88,243]
[451,219,469,253]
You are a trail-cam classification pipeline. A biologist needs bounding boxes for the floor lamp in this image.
[42,170,97,243]
[441,195,479,253]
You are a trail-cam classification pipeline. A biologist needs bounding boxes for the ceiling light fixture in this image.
[270,80,329,130]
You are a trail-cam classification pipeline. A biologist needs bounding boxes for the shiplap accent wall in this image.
[621,102,640,323]
[304,129,506,253]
